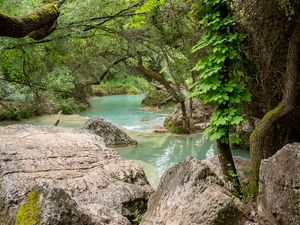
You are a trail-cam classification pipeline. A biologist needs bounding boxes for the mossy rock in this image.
[142,90,175,107]
[16,189,41,225]
[122,198,148,225]
[164,118,185,134]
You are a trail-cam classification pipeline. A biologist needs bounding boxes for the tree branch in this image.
[0,4,60,40]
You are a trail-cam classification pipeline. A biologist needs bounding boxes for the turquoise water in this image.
[79,95,170,131]
[0,94,249,187]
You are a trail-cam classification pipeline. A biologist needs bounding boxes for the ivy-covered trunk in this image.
[250,15,300,196]
[192,1,251,196]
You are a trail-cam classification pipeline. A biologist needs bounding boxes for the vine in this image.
[192,0,251,144]
[191,0,251,197]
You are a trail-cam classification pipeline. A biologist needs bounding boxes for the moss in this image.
[16,189,42,225]
[142,90,174,107]
[164,119,185,134]
[122,198,148,225]
[41,4,60,16]
[249,101,285,197]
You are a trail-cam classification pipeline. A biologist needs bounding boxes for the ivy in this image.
[192,0,251,143]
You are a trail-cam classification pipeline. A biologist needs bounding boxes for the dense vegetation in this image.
[0,0,299,198]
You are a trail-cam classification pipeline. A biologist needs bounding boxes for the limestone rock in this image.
[258,143,300,225]
[141,157,250,225]
[0,125,153,225]
[164,100,212,134]
[203,156,251,190]
[82,117,138,147]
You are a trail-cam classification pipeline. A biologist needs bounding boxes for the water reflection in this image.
[116,133,216,187]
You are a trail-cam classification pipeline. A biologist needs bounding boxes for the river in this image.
[0,94,249,187]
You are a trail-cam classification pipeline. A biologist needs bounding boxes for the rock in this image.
[203,156,251,190]
[0,125,153,225]
[142,90,175,107]
[152,125,168,133]
[82,117,138,147]
[141,157,250,225]
[13,183,96,225]
[258,143,300,225]
[164,99,212,134]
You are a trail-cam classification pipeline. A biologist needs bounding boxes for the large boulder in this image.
[0,125,153,225]
[82,117,138,147]
[258,143,300,225]
[141,157,250,225]
[164,99,212,134]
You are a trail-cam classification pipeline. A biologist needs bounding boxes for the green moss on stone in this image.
[122,198,148,225]
[16,189,42,225]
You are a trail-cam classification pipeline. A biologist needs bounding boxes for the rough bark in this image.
[0,4,60,40]
[217,137,242,197]
[250,16,300,196]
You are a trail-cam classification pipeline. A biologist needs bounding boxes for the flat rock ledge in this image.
[0,125,153,225]
[141,156,250,225]
[82,117,138,147]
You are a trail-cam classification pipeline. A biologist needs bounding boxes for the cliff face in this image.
[0,125,152,225]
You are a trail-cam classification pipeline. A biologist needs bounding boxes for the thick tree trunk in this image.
[250,16,300,196]
[0,4,60,40]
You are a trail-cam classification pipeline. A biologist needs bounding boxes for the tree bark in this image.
[250,16,300,196]
[137,63,190,133]
[217,131,242,197]
[0,4,60,40]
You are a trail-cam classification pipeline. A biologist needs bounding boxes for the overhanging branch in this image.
[0,4,60,40]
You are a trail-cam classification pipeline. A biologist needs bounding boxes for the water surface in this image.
[1,94,249,187]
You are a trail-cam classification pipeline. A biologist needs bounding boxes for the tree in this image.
[235,0,300,196]
[192,0,251,196]
[249,14,300,196]
[0,0,145,118]
[0,1,64,40]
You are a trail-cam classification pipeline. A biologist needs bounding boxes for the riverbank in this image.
[0,95,250,188]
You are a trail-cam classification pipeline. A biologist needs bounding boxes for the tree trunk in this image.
[137,64,190,133]
[217,131,242,197]
[0,4,60,40]
[250,16,300,196]
[179,100,190,134]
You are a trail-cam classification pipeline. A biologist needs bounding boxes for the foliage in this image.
[127,0,166,27]
[191,0,251,143]
[94,76,152,95]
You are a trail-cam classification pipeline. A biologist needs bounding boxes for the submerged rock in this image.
[141,157,250,225]
[82,117,138,147]
[0,125,152,225]
[258,143,300,225]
